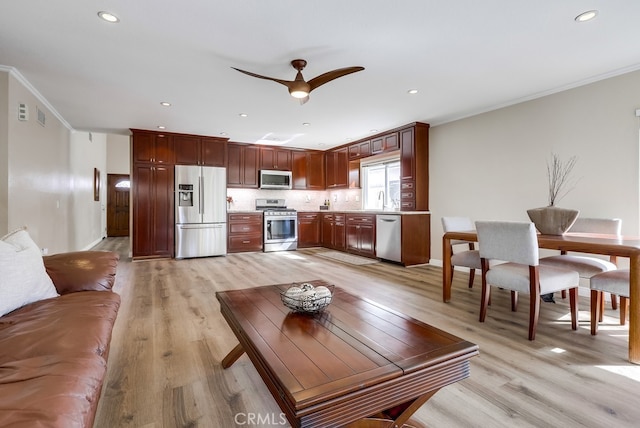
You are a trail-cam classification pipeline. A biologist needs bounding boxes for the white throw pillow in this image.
[0,228,59,316]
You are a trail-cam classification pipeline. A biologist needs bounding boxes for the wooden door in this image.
[107,174,130,237]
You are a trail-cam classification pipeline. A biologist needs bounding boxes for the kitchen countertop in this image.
[227,210,430,215]
[298,210,430,215]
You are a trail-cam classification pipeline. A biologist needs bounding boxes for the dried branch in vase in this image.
[547,153,579,206]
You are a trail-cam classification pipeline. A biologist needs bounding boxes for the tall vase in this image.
[527,206,579,235]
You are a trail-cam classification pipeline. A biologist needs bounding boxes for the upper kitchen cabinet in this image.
[174,135,228,167]
[348,140,371,160]
[131,130,174,164]
[325,147,349,188]
[260,147,292,171]
[371,132,399,155]
[227,142,259,188]
[399,123,430,211]
[292,150,325,190]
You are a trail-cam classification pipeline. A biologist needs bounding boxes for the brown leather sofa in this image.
[0,250,121,428]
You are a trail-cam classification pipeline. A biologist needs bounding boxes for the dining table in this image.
[442,230,640,364]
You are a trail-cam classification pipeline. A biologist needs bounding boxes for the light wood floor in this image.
[93,238,640,428]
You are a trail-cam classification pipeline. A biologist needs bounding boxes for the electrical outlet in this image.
[333,194,338,202]
[355,195,360,202]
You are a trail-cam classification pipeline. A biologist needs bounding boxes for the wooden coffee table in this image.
[217,280,478,428]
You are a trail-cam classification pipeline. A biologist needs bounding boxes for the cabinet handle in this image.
[242,240,250,244]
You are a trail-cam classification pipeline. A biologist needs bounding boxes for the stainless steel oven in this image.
[256,199,298,252]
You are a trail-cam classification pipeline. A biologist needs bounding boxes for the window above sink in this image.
[361,155,400,211]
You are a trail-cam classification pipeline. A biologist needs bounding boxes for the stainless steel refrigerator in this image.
[175,165,227,258]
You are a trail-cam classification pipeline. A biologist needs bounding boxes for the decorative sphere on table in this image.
[314,286,332,305]
[283,286,303,306]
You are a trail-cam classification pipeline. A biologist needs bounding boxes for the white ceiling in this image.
[2,1,640,150]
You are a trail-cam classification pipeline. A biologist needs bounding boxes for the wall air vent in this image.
[18,103,28,121]
[36,106,45,126]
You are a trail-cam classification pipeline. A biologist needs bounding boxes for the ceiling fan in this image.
[232,59,364,104]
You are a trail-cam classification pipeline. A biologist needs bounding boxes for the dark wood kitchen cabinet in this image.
[131,130,175,259]
[399,123,430,211]
[321,212,346,251]
[131,163,174,259]
[325,147,348,188]
[346,214,376,258]
[227,142,259,188]
[348,140,371,160]
[174,135,227,167]
[297,212,321,247]
[228,213,263,253]
[292,150,325,190]
[260,147,292,171]
[371,132,399,155]
[131,130,174,164]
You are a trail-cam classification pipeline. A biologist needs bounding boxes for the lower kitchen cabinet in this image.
[321,213,346,251]
[398,213,431,266]
[228,213,263,253]
[297,212,321,247]
[346,214,376,258]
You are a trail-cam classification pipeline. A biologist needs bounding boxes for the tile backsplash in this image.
[226,188,363,211]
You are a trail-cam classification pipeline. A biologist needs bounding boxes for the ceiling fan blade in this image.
[231,67,292,88]
[307,66,365,92]
[299,95,310,105]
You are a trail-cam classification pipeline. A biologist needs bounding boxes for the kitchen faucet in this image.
[378,190,385,210]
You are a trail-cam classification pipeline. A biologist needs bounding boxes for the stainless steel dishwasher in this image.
[376,214,402,262]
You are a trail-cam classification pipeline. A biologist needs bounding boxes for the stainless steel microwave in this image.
[259,170,292,190]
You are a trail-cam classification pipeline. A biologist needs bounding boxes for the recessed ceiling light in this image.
[239,113,248,118]
[157,126,166,130]
[575,10,598,22]
[408,89,418,95]
[160,102,171,107]
[302,122,310,126]
[97,11,120,23]
[220,132,228,136]
[370,129,379,133]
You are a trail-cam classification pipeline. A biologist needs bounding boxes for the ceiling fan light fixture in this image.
[289,80,311,99]
[290,90,309,99]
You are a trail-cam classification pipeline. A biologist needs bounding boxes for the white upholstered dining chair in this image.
[476,221,580,340]
[539,217,621,308]
[589,269,629,335]
[441,217,481,289]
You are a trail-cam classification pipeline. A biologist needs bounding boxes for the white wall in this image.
[1,69,107,253]
[69,131,107,249]
[107,134,130,174]
[429,69,640,263]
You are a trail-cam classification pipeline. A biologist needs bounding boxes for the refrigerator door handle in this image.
[200,175,204,215]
